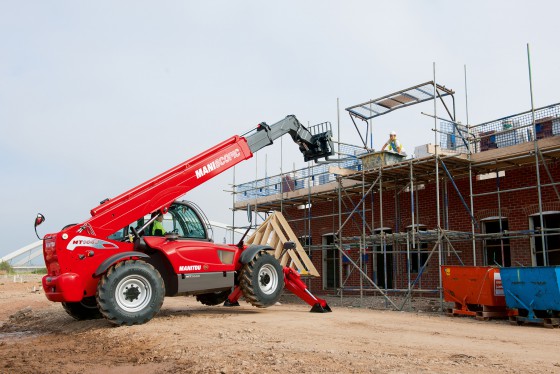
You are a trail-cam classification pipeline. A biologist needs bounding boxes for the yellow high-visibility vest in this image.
[152,220,166,235]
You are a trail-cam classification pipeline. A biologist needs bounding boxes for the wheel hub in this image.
[257,264,278,295]
[260,273,271,286]
[115,274,152,313]
[124,285,141,302]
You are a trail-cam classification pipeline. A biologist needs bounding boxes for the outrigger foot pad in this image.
[223,300,240,307]
[310,303,332,313]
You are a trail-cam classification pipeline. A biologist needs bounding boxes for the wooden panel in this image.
[274,213,318,275]
[269,218,306,272]
[246,211,320,277]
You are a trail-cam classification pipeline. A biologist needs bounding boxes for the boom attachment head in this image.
[298,125,334,162]
[246,115,334,162]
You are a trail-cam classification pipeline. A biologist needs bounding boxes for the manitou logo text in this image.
[179,265,202,272]
[66,236,119,251]
[195,149,241,179]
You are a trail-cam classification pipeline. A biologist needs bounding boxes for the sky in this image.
[1,1,560,259]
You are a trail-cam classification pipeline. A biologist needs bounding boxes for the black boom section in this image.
[246,115,334,162]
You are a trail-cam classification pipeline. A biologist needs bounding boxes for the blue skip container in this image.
[500,266,560,324]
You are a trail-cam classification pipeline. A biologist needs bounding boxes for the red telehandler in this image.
[35,115,333,325]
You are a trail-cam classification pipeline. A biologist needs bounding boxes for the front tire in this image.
[62,296,103,320]
[240,251,284,308]
[96,260,165,326]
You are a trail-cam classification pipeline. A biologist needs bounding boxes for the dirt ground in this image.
[1,274,559,374]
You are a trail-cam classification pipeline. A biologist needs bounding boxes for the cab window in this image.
[140,204,207,240]
[169,204,207,239]
[108,228,126,241]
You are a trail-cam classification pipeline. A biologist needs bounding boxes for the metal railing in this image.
[439,103,560,153]
[235,143,367,202]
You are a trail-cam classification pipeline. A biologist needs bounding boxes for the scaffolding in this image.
[232,81,560,310]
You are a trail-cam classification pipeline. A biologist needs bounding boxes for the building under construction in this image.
[232,81,560,306]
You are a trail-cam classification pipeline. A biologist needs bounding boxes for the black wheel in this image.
[96,260,165,326]
[240,251,284,308]
[62,296,103,320]
[195,290,231,306]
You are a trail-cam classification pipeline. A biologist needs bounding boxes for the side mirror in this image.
[35,213,45,228]
[283,241,296,251]
[237,205,254,248]
[280,241,296,258]
[34,213,46,240]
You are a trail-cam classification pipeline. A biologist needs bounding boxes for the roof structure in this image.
[345,81,455,121]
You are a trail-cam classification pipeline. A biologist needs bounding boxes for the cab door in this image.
[143,202,238,273]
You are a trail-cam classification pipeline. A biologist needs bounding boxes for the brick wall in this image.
[279,158,560,294]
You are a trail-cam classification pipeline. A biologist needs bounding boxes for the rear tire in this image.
[196,290,230,306]
[240,251,284,308]
[62,296,102,320]
[96,260,165,326]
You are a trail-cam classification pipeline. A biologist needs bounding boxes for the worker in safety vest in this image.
[152,214,166,236]
[381,130,405,154]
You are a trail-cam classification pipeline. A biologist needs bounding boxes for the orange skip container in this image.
[441,265,514,319]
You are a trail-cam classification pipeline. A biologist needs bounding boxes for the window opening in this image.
[374,228,393,289]
[530,212,560,266]
[322,234,339,290]
[407,225,429,274]
[482,218,510,267]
